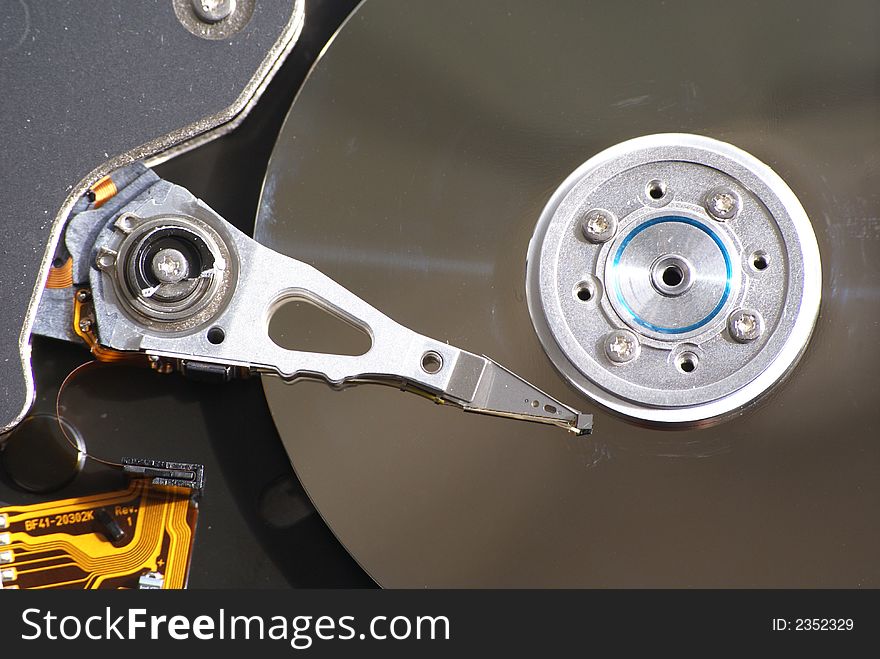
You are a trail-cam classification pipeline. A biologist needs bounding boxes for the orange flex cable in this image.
[72,289,147,365]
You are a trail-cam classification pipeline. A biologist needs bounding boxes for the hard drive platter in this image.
[0,0,877,591]
[256,0,879,586]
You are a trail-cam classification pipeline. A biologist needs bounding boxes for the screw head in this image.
[78,318,92,333]
[728,309,764,343]
[151,248,189,284]
[192,0,235,23]
[604,330,640,364]
[75,289,90,302]
[705,188,741,220]
[581,209,618,243]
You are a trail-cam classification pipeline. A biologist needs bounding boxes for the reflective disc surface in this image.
[255,0,880,586]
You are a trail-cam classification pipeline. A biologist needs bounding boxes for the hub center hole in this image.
[651,254,693,297]
[662,265,683,287]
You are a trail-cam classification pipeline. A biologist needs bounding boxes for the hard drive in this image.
[1,0,878,588]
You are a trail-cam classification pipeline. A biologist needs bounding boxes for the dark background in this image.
[0,0,371,588]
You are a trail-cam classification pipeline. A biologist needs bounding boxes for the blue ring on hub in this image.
[611,216,732,335]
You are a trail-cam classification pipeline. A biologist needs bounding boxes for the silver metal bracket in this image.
[63,172,591,436]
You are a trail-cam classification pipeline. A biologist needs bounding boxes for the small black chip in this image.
[121,458,205,497]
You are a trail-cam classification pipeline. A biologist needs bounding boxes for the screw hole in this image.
[661,265,683,287]
[676,351,698,373]
[575,281,594,302]
[752,251,769,271]
[531,399,540,408]
[646,179,667,200]
[421,351,443,374]
[206,327,225,344]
